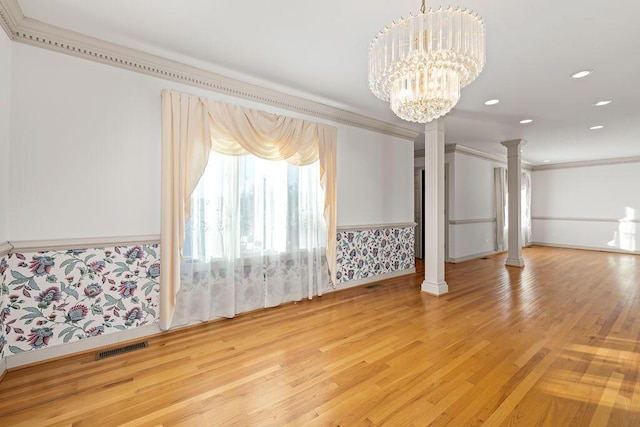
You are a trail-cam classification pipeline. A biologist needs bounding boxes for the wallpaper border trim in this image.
[9,235,161,252]
[0,0,417,142]
[337,222,416,232]
[532,216,640,224]
[4,323,162,369]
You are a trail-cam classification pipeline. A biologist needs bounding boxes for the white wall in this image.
[9,43,413,241]
[532,162,640,253]
[337,126,413,226]
[449,152,505,261]
[0,31,11,242]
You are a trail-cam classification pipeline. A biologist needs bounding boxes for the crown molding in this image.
[445,143,505,164]
[1,0,417,141]
[440,144,533,170]
[0,0,23,40]
[532,155,640,171]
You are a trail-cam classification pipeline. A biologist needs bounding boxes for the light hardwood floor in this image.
[0,246,639,426]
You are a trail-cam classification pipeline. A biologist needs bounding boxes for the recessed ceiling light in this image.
[593,100,612,107]
[543,160,550,163]
[484,99,500,106]
[519,119,533,124]
[571,70,593,79]
[590,125,604,130]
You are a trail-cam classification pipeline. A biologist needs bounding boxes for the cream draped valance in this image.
[160,90,338,330]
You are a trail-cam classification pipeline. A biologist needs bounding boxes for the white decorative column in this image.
[422,119,448,295]
[501,139,526,267]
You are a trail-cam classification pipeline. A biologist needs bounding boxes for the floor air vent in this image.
[365,283,382,289]
[96,341,148,360]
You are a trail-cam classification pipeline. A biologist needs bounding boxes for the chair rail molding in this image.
[8,235,161,253]
[0,0,417,141]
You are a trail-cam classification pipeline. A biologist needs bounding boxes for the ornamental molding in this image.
[532,155,640,171]
[0,0,22,40]
[0,0,417,141]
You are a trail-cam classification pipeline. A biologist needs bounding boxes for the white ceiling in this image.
[16,0,640,164]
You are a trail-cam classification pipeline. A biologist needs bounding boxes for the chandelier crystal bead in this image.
[368,4,486,123]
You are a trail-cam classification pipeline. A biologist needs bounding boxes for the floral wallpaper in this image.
[0,228,413,359]
[336,226,414,284]
[0,244,160,358]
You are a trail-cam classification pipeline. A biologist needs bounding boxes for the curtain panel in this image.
[494,167,508,252]
[160,90,338,330]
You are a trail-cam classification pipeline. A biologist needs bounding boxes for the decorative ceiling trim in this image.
[0,0,23,39]
[0,0,417,141]
[532,155,640,171]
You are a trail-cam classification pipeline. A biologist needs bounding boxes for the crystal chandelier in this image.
[368,0,486,123]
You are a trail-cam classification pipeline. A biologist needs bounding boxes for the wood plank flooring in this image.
[0,246,639,426]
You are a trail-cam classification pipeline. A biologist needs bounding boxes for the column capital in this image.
[425,118,445,134]
[501,139,527,151]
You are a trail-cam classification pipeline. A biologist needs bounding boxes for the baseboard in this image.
[335,268,416,291]
[5,323,162,370]
[448,250,506,263]
[531,242,639,255]
[0,354,6,381]
[421,280,449,295]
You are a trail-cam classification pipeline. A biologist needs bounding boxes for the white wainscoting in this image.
[532,217,639,254]
[448,218,500,262]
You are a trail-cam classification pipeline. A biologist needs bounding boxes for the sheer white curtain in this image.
[160,90,337,329]
[494,167,508,251]
[172,152,328,325]
[521,171,532,246]
[495,168,532,251]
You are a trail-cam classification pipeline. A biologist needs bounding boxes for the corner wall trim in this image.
[335,268,416,290]
[337,222,416,232]
[9,235,161,253]
[0,241,13,257]
[0,0,417,141]
[5,323,162,369]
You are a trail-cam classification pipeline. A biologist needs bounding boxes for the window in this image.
[183,151,326,261]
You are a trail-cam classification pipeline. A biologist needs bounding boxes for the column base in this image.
[505,257,525,268]
[421,280,449,296]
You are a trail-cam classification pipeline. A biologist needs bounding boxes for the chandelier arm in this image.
[421,0,426,14]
